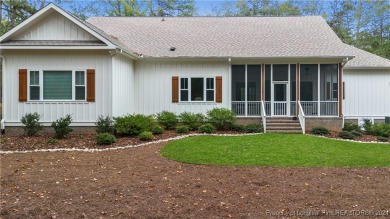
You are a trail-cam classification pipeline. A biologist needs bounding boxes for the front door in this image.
[273,83,289,116]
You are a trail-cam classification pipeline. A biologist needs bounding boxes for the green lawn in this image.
[161,134,390,167]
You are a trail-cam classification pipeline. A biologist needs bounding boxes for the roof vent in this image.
[170,47,176,51]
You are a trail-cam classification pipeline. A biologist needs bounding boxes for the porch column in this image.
[261,64,265,101]
[338,63,343,117]
[296,63,300,117]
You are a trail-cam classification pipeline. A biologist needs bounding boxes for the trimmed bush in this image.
[96,133,116,145]
[151,125,164,135]
[139,131,153,141]
[114,114,156,136]
[51,115,73,139]
[20,113,43,136]
[351,130,362,137]
[179,112,206,131]
[338,131,355,140]
[157,111,178,130]
[370,123,390,138]
[176,125,189,134]
[95,115,114,134]
[343,122,361,132]
[231,124,246,133]
[199,124,216,134]
[245,123,263,133]
[377,136,389,142]
[47,138,58,145]
[311,126,329,135]
[207,108,236,130]
[362,119,373,133]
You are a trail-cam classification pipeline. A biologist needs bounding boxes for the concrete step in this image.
[267,126,301,130]
[266,120,299,124]
[267,130,302,134]
[267,123,301,126]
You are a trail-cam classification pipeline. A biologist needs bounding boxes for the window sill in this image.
[26,101,89,104]
[177,102,218,105]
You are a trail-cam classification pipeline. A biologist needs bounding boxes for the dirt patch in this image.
[309,131,389,143]
[1,142,390,218]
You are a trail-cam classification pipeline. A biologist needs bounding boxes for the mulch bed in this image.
[308,131,389,143]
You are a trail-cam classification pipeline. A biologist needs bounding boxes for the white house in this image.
[0,3,389,133]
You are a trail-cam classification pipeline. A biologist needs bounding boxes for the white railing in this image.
[320,101,338,116]
[261,101,266,133]
[264,101,271,116]
[300,101,318,116]
[231,101,262,117]
[273,101,288,116]
[290,101,297,116]
[298,101,306,134]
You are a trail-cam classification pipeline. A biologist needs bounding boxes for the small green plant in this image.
[156,111,178,130]
[96,133,116,145]
[151,125,164,135]
[351,130,362,137]
[179,112,206,131]
[47,138,58,145]
[343,122,361,132]
[245,123,263,133]
[20,113,43,136]
[176,125,189,134]
[377,136,389,142]
[207,108,236,130]
[199,124,216,134]
[231,124,246,132]
[311,126,329,135]
[370,123,390,138]
[51,115,73,139]
[114,114,156,136]
[362,119,373,133]
[338,131,355,140]
[95,115,114,134]
[139,131,153,141]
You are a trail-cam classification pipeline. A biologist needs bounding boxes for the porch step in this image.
[266,118,302,134]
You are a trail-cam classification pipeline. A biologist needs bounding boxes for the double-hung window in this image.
[180,77,215,102]
[28,70,86,101]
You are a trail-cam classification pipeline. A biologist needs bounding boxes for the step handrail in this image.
[261,101,266,133]
[298,101,306,134]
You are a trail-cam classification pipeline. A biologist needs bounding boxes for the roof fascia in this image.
[0,46,116,50]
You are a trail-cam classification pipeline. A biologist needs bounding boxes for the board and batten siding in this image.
[343,69,390,116]
[134,60,230,115]
[3,50,112,126]
[14,11,98,41]
[112,54,134,116]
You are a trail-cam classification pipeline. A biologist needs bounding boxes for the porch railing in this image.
[261,101,267,133]
[273,102,288,116]
[264,101,271,116]
[290,101,297,116]
[231,101,262,117]
[300,101,338,116]
[320,101,338,116]
[300,101,318,116]
[298,101,306,134]
[231,101,245,116]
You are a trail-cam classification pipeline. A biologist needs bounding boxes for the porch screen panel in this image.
[43,71,72,100]
[300,64,318,116]
[247,65,261,101]
[320,64,338,116]
[273,64,288,81]
[290,64,297,115]
[231,65,245,101]
[265,65,271,101]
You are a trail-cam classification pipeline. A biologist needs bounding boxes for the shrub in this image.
[377,136,389,142]
[199,123,216,134]
[245,123,263,133]
[51,115,73,139]
[95,115,114,134]
[231,124,246,133]
[176,125,189,134]
[96,133,116,145]
[151,125,164,135]
[207,108,236,130]
[351,130,362,137]
[343,122,361,132]
[114,114,156,136]
[179,112,206,131]
[47,138,58,145]
[311,126,329,135]
[20,113,43,136]
[370,123,390,138]
[362,119,373,133]
[156,111,178,130]
[139,131,153,141]
[338,131,355,140]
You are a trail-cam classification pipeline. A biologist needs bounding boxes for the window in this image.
[180,77,215,102]
[29,70,86,101]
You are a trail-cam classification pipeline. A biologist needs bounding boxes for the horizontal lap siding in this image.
[134,60,230,115]
[343,69,390,116]
[3,50,112,126]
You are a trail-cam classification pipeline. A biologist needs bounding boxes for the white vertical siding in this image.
[343,69,390,116]
[3,50,112,126]
[14,11,98,41]
[112,54,134,116]
[134,59,230,115]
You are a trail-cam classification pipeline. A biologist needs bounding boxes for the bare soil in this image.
[1,141,390,218]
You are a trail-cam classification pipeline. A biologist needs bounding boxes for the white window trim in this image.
[179,77,215,103]
[27,69,87,102]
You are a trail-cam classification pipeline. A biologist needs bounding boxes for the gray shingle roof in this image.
[87,16,354,59]
[344,45,390,69]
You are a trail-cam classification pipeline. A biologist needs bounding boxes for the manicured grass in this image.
[161,134,390,167]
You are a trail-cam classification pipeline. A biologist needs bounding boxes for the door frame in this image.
[271,64,291,116]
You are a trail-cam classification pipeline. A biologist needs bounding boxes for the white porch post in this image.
[245,64,247,117]
[317,64,320,117]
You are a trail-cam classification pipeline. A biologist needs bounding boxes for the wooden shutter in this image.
[19,69,28,102]
[87,69,95,102]
[172,76,179,103]
[216,76,222,103]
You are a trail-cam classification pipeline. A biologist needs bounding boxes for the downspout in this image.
[228,58,231,110]
[0,51,5,134]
